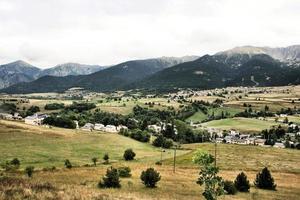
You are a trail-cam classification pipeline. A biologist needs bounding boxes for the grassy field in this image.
[201,117,280,133]
[0,120,299,199]
[96,97,181,115]
[0,120,188,168]
[186,106,242,123]
[165,143,300,173]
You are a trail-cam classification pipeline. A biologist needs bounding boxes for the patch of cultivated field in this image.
[19,99,73,112]
[201,117,280,133]
[225,89,300,112]
[186,106,243,123]
[0,120,188,168]
[96,97,181,115]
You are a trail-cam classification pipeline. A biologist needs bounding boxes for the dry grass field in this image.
[0,120,299,200]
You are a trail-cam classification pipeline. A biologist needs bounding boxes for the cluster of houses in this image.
[0,112,22,120]
[147,122,178,134]
[213,129,300,148]
[81,123,128,133]
[215,130,267,146]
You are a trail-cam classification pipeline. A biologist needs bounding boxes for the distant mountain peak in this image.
[7,60,37,68]
[217,45,300,62]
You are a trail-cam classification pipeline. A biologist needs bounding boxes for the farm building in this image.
[104,125,118,133]
[0,113,13,120]
[25,114,47,126]
[81,123,94,131]
[94,123,105,131]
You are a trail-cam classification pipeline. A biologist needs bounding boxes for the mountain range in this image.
[0,61,105,89]
[0,56,198,93]
[1,45,300,94]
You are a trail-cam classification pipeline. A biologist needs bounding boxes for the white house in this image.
[229,130,239,136]
[274,142,285,148]
[147,124,162,133]
[25,114,47,126]
[105,125,118,133]
[81,123,94,131]
[116,125,128,132]
[0,113,13,120]
[255,139,266,146]
[94,123,105,131]
[289,124,298,129]
[224,136,233,143]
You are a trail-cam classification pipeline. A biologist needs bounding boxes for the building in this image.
[94,123,105,131]
[105,125,118,133]
[274,142,285,148]
[116,125,128,132]
[25,114,47,126]
[147,124,162,133]
[81,123,94,131]
[13,113,22,120]
[0,113,13,120]
[255,139,266,146]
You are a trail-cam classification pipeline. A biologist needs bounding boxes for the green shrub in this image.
[130,129,150,142]
[98,167,121,188]
[44,103,64,110]
[103,153,109,164]
[234,172,250,192]
[10,158,20,168]
[25,166,34,177]
[118,167,131,178]
[64,159,72,169]
[224,180,237,195]
[140,168,161,188]
[254,167,276,190]
[123,149,136,161]
[152,135,173,149]
[92,157,98,166]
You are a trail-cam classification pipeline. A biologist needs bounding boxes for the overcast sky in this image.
[0,0,299,68]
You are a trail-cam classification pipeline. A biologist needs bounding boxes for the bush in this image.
[25,166,34,177]
[103,153,109,164]
[130,129,150,142]
[140,168,161,188]
[98,167,121,188]
[123,149,136,161]
[152,135,173,149]
[43,116,76,129]
[254,167,276,190]
[234,172,250,192]
[1,159,20,171]
[118,166,132,178]
[92,157,98,166]
[224,180,237,195]
[44,103,64,110]
[64,159,72,169]
[10,158,20,168]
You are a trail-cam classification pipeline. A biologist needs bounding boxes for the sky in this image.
[0,0,299,68]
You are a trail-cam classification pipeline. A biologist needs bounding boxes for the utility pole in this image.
[160,146,163,163]
[214,133,217,168]
[173,145,177,173]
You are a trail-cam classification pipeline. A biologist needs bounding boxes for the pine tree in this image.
[234,172,250,192]
[98,167,121,188]
[254,167,276,190]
